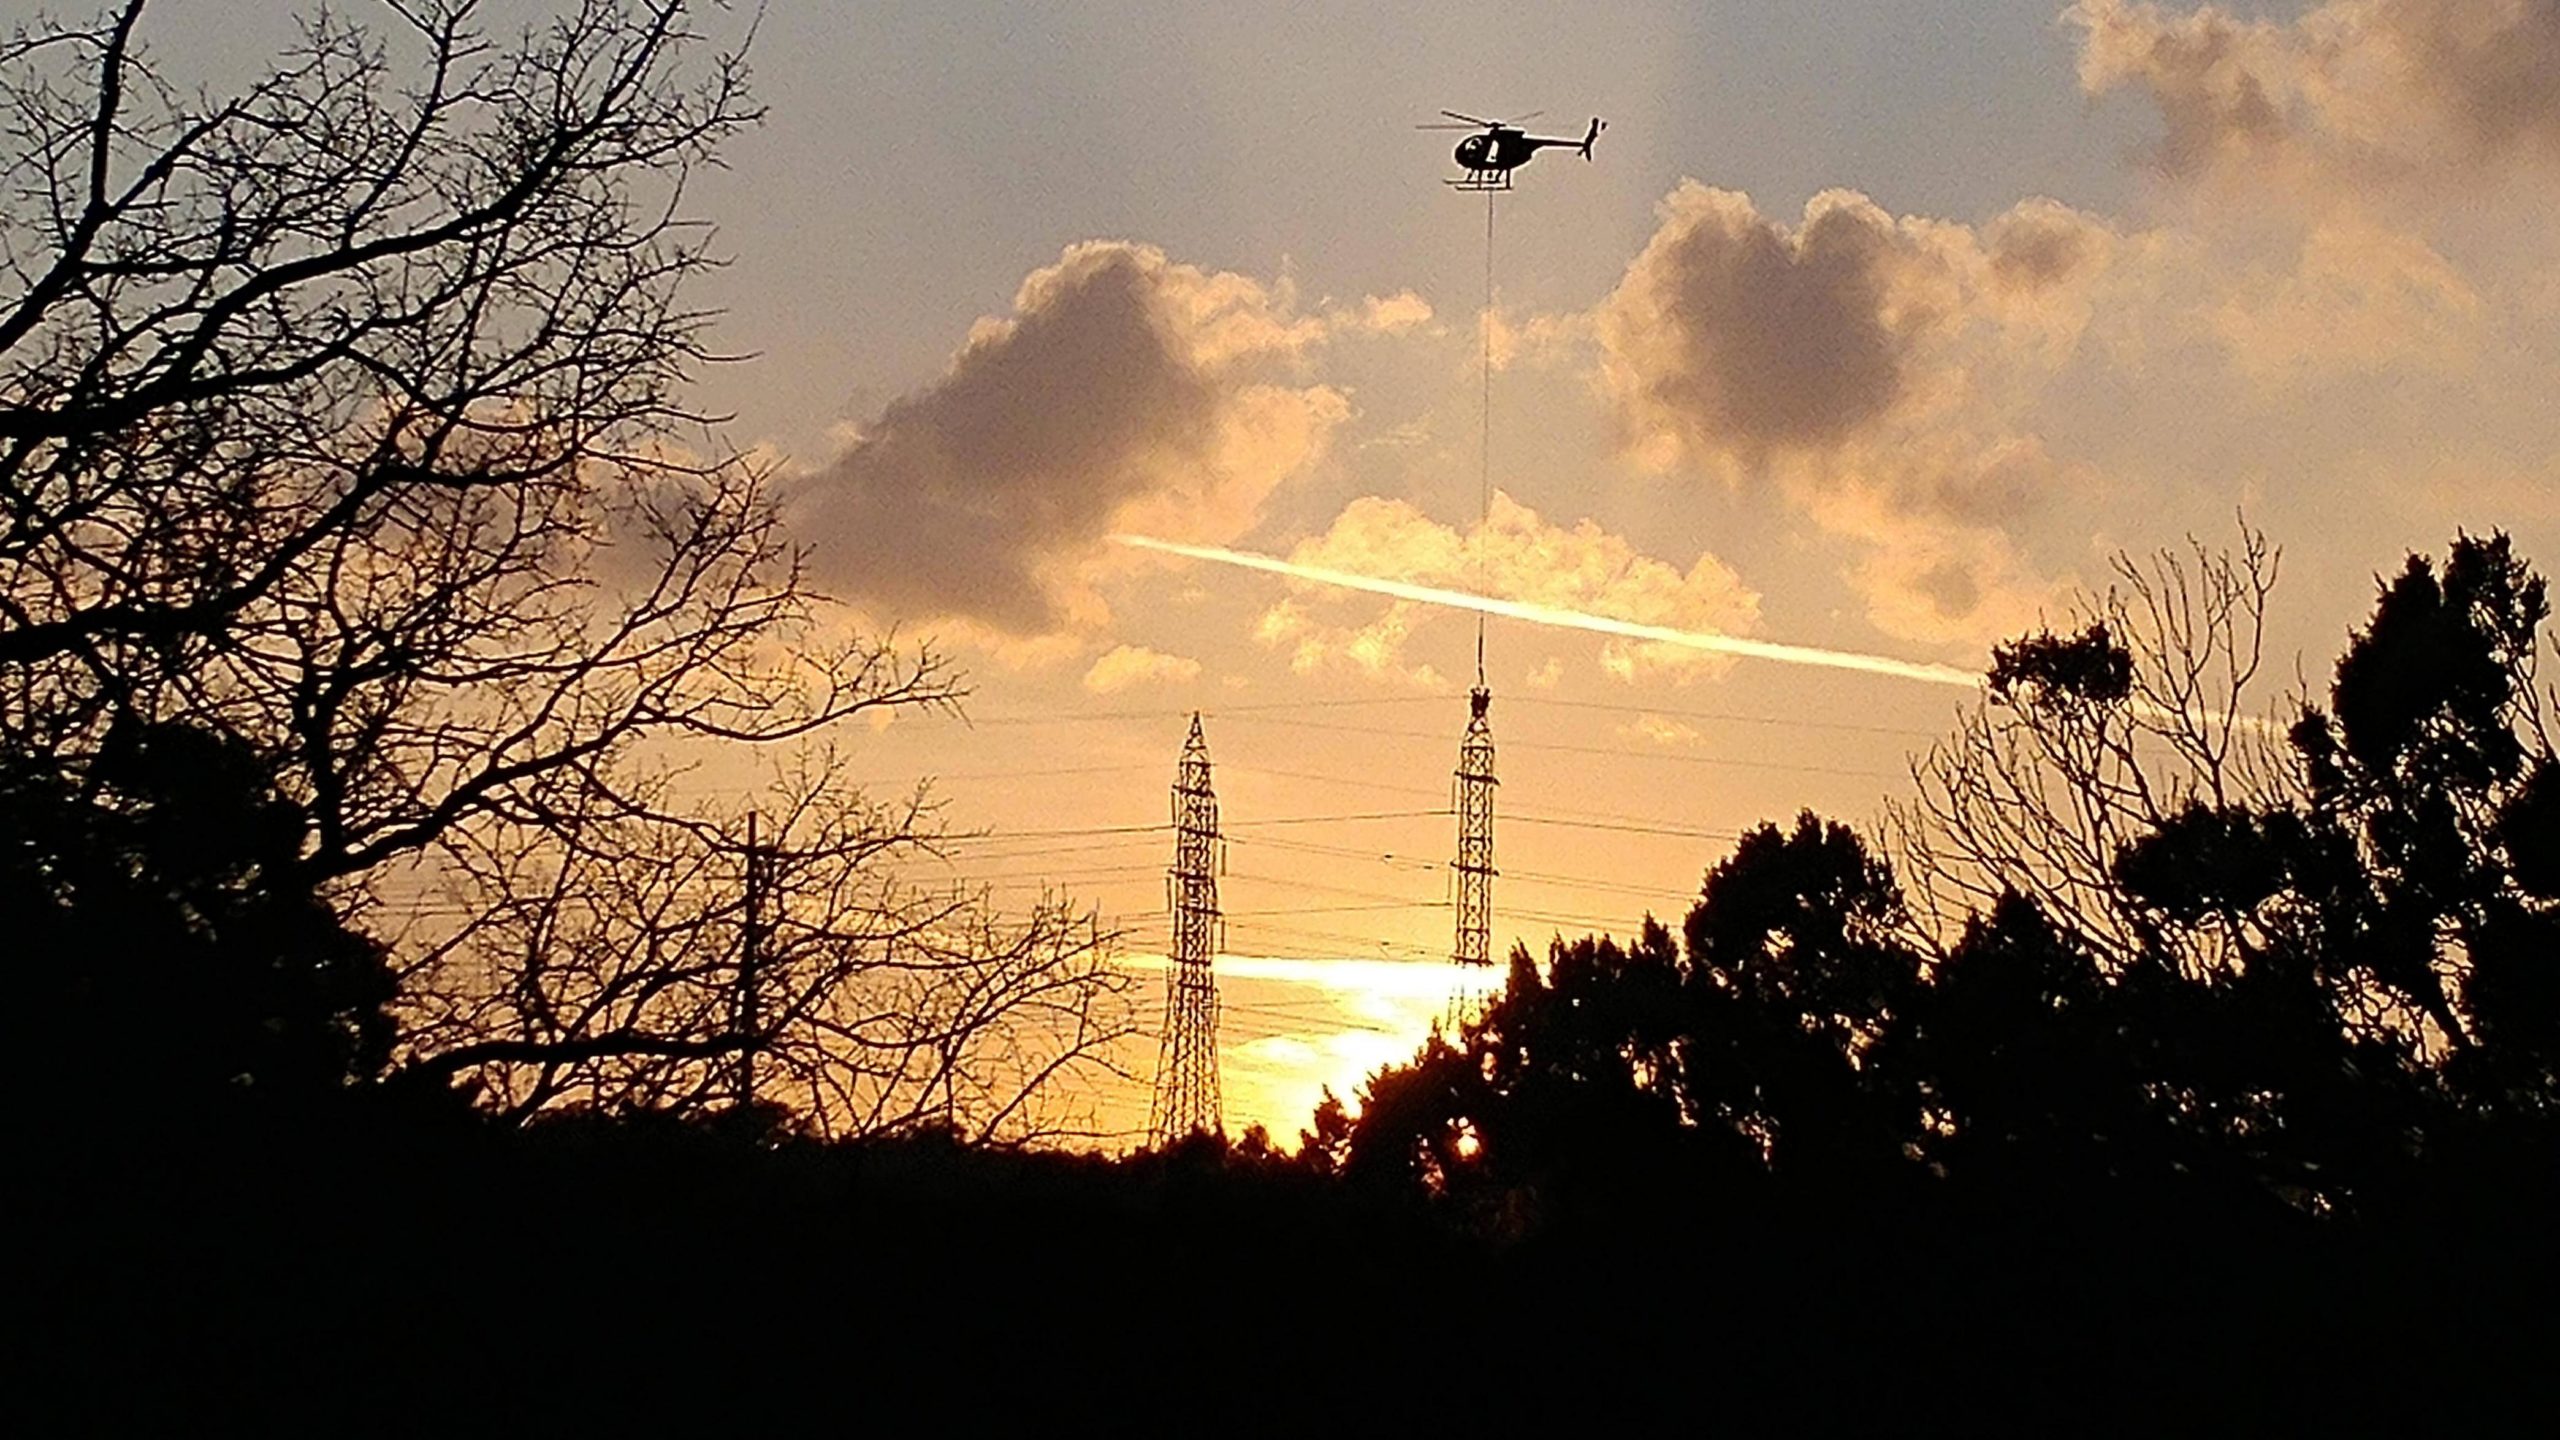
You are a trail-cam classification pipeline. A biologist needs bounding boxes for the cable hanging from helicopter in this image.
[1418,104,1605,1016]
[1412,103,1608,672]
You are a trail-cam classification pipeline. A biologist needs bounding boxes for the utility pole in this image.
[735,809,764,1111]
[1149,714,1224,1144]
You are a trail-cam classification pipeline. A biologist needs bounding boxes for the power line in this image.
[933,807,1444,845]
[850,761,1162,785]
[1225,833,1448,874]
[1223,916,1441,959]
[1501,867,1689,899]
[1216,712,1893,779]
[1221,761,1450,803]
[1227,808,1447,829]
[1507,905,1653,931]
[963,695,1451,727]
[921,838,1166,864]
[1501,692,1944,740]
[1505,812,1737,841]
[944,820,1173,840]
[947,854,1170,878]
[1235,809,1734,844]
[1234,900,1446,919]
[955,690,1943,743]
[1227,868,1442,906]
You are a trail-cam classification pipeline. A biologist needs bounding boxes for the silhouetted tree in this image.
[1333,528,2559,1237]
[1680,813,1925,1181]
[1297,1086,1355,1176]
[2290,534,2557,1103]
[0,2,1126,1127]
[1333,817,1926,1211]
[1895,530,2287,972]
[394,747,1135,1140]
[0,719,393,1120]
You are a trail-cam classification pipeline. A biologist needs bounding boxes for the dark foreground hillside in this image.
[26,1104,2553,1433]
[28,529,2560,1432]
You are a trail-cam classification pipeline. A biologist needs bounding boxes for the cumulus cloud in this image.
[1081,644,1203,694]
[1985,198,2116,293]
[1485,305,1590,374]
[1256,598,1447,688]
[1330,290,1434,335]
[2212,222,2484,379]
[1623,714,1705,748]
[2059,1,2550,427]
[1591,183,2110,648]
[791,242,1350,636]
[2069,0,2302,179]
[1595,184,2113,473]
[1596,186,1922,464]
[2068,0,2560,184]
[1798,467,2069,649]
[1256,491,1763,684]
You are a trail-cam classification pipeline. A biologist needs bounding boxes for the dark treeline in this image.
[26,540,2558,1429]
[7,1,2554,1428]
[1333,532,2560,1233]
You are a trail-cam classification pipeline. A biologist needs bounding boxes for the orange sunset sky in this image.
[179,0,2560,1140]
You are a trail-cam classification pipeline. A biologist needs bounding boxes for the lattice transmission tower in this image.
[1149,713,1224,1144]
[1450,684,1499,1012]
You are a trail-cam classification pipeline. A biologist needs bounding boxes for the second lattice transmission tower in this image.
[1149,713,1224,1143]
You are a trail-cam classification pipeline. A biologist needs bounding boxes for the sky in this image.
[156,0,2560,1142]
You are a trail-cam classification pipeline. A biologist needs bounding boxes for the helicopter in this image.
[1418,110,1606,190]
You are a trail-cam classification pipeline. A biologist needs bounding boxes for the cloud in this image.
[1081,644,1204,694]
[1623,714,1704,748]
[2068,0,2302,179]
[1485,305,1590,374]
[1592,183,2109,648]
[790,242,1350,636]
[1356,417,1434,452]
[2059,1,2551,440]
[1255,598,1447,687]
[1596,185,1921,463]
[1798,470,2069,650]
[1329,290,1434,335]
[1595,184,2113,478]
[1985,198,2118,294]
[2396,0,2560,163]
[2212,222,2484,379]
[1254,491,1763,684]
[2068,0,2560,185]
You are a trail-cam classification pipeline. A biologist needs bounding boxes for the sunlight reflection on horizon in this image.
[1121,950,1503,1142]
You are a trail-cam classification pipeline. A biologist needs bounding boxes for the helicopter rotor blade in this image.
[1503,109,1546,124]
[1439,109,1499,127]
[1414,123,1480,130]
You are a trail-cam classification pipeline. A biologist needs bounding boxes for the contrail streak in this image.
[1113,534,1984,691]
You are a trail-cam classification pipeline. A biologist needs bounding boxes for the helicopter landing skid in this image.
[1444,173,1512,192]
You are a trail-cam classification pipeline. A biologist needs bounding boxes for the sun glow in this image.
[1122,952,1501,1141]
